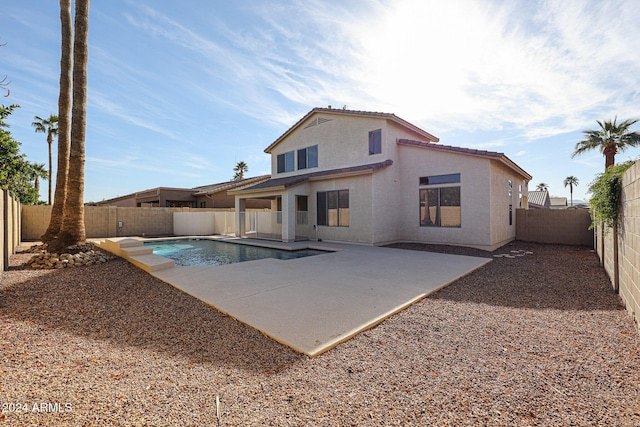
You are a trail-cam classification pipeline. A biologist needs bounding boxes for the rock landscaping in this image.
[24,243,115,269]
[1,241,639,425]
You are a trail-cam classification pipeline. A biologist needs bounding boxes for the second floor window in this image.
[277,151,295,173]
[369,129,382,155]
[298,145,318,170]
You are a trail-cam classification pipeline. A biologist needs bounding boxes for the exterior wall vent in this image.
[304,117,331,129]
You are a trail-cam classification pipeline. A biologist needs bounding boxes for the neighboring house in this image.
[96,176,271,209]
[550,197,568,210]
[230,107,532,251]
[527,190,550,209]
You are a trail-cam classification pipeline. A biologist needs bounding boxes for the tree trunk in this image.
[50,0,90,252]
[42,0,72,245]
[47,134,52,204]
[604,144,616,169]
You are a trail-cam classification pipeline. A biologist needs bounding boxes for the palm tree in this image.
[536,183,549,192]
[31,114,58,204]
[233,161,249,181]
[563,176,579,207]
[29,162,48,195]
[572,117,640,170]
[49,0,89,252]
[42,0,72,245]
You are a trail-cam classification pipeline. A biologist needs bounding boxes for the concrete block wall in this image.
[21,205,52,241]
[2,190,21,271]
[619,161,640,331]
[515,208,593,246]
[21,206,249,240]
[596,160,640,333]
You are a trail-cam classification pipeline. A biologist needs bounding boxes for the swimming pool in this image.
[144,239,328,267]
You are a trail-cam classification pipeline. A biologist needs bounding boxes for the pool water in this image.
[144,239,327,267]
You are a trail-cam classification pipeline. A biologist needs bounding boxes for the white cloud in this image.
[113,0,640,147]
[217,0,640,140]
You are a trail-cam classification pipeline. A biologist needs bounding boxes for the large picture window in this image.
[317,190,349,227]
[297,145,318,170]
[277,151,295,173]
[420,187,461,227]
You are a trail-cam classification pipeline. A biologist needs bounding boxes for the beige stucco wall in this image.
[393,145,494,249]
[269,113,427,177]
[310,174,374,244]
[488,160,528,248]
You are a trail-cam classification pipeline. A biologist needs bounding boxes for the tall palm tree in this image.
[563,176,579,207]
[572,117,640,170]
[233,161,249,180]
[43,0,72,245]
[31,114,58,204]
[536,183,549,192]
[49,0,90,252]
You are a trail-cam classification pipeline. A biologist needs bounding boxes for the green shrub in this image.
[588,161,635,228]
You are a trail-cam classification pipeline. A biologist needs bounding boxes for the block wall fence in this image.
[515,208,593,246]
[20,206,263,241]
[1,190,21,271]
[596,160,640,333]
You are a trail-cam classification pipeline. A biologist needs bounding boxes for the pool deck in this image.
[99,237,491,357]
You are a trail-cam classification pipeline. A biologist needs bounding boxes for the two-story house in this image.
[230,107,532,251]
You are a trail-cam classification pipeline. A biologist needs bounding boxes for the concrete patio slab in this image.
[150,240,490,356]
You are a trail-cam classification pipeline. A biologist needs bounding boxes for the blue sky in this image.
[2,0,640,203]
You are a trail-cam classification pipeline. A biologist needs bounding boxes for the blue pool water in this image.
[144,239,327,267]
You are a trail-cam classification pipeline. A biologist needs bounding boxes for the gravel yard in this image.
[1,241,639,426]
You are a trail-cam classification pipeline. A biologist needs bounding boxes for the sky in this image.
[2,0,640,204]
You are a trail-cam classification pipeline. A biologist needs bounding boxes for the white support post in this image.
[235,197,246,238]
[281,192,296,242]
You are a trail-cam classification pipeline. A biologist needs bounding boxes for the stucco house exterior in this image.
[231,107,532,251]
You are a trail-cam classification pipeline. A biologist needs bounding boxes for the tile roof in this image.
[192,175,271,196]
[527,190,549,207]
[231,160,394,193]
[397,138,533,180]
[264,107,439,153]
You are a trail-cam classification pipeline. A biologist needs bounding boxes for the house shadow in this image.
[390,241,625,312]
[1,258,304,373]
